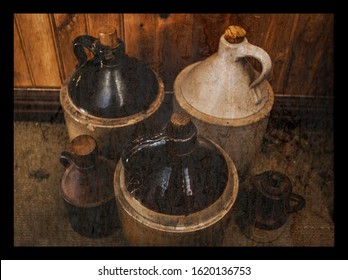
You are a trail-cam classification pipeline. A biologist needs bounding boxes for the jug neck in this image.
[97,26,126,66]
[165,113,197,157]
[217,35,248,61]
[96,39,126,66]
[60,135,98,172]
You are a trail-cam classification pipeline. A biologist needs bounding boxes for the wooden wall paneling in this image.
[261,14,300,96]
[307,14,334,97]
[86,14,123,40]
[53,14,88,82]
[155,13,194,91]
[191,14,231,62]
[14,17,33,87]
[48,14,65,88]
[283,14,333,97]
[123,14,157,71]
[15,14,61,87]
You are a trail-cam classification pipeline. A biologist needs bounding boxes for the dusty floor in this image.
[13,113,334,246]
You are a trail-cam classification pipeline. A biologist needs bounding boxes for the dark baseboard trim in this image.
[14,88,64,123]
[14,88,334,130]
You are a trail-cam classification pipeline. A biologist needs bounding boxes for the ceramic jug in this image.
[60,26,165,162]
[174,25,274,178]
[60,134,118,238]
[114,113,239,246]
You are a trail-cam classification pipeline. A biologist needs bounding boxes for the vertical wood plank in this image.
[307,14,334,97]
[48,14,65,85]
[53,14,88,81]
[14,17,33,87]
[86,14,123,40]
[262,14,300,95]
[155,13,194,91]
[191,14,231,62]
[123,14,157,71]
[15,14,61,87]
[284,14,333,96]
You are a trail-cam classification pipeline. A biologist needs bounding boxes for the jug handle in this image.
[73,35,99,68]
[235,40,272,89]
[288,193,306,213]
[121,133,168,165]
[59,151,74,169]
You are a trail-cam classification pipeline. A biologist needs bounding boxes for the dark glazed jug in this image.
[114,113,239,246]
[69,26,158,118]
[60,26,165,161]
[122,113,229,215]
[60,135,118,238]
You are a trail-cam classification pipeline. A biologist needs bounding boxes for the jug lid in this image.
[174,25,273,120]
[67,26,160,119]
[121,113,229,215]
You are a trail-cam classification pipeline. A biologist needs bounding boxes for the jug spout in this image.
[59,135,98,170]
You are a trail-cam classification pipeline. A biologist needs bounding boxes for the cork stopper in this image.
[98,25,118,48]
[224,25,246,44]
[170,112,191,127]
[71,135,96,156]
[166,112,196,140]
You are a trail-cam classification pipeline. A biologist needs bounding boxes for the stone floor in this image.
[13,113,334,247]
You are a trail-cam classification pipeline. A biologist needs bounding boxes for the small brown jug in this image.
[60,135,118,238]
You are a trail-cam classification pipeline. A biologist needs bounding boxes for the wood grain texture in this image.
[283,14,334,96]
[13,13,334,99]
[306,14,334,97]
[14,17,33,87]
[263,14,300,95]
[86,14,123,39]
[53,14,88,81]
[156,14,194,91]
[191,14,230,62]
[123,14,157,70]
[15,14,61,87]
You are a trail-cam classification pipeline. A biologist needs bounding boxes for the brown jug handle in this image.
[288,193,306,213]
[59,151,74,169]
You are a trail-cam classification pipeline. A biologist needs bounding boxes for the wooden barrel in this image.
[114,139,239,246]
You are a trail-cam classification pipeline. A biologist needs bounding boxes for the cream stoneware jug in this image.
[174,26,274,178]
